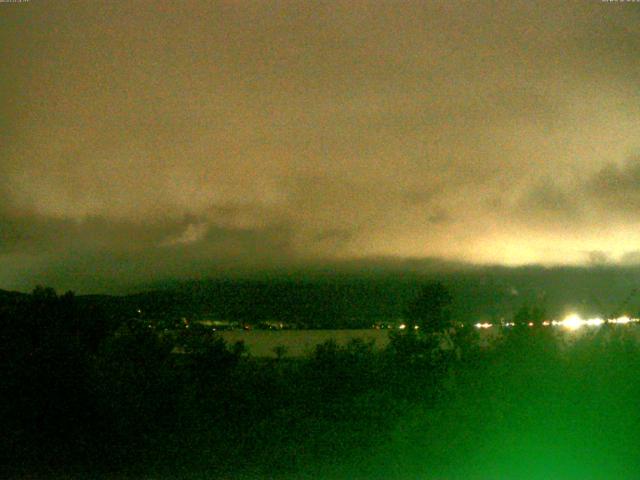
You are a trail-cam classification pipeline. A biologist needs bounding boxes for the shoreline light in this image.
[469,315,639,331]
[609,316,631,325]
[474,322,493,329]
[468,313,640,331]
[560,314,583,330]
[557,314,637,330]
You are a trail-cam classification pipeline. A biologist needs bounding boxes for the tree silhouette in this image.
[513,303,546,326]
[405,282,453,334]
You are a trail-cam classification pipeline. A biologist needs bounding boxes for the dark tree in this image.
[405,282,453,334]
[513,303,546,326]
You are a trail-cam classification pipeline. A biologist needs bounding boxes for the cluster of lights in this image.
[608,316,633,325]
[553,314,603,330]
[475,322,493,329]
[474,314,640,330]
[397,324,420,330]
[551,314,639,330]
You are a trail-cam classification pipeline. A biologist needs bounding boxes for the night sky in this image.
[1,1,639,292]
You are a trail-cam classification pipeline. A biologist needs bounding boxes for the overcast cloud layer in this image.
[1,0,640,292]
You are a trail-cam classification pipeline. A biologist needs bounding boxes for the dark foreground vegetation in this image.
[3,286,640,479]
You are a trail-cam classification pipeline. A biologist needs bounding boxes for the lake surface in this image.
[219,324,640,357]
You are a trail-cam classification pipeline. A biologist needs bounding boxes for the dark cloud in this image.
[514,177,581,225]
[427,209,450,225]
[0,213,178,254]
[524,180,578,216]
[403,188,439,206]
[0,216,297,293]
[313,228,355,244]
[587,250,611,266]
[588,157,640,215]
[1,1,639,290]
[514,157,640,225]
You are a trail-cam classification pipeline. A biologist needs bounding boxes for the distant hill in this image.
[0,289,27,307]
[127,266,640,326]
[0,288,26,298]
[5,264,640,327]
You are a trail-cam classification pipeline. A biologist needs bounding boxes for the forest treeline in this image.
[3,284,640,479]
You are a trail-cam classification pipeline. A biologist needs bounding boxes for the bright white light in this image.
[542,321,550,326]
[474,322,493,329]
[610,316,631,325]
[561,314,583,330]
[399,324,406,330]
[585,317,604,326]
[556,314,605,330]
